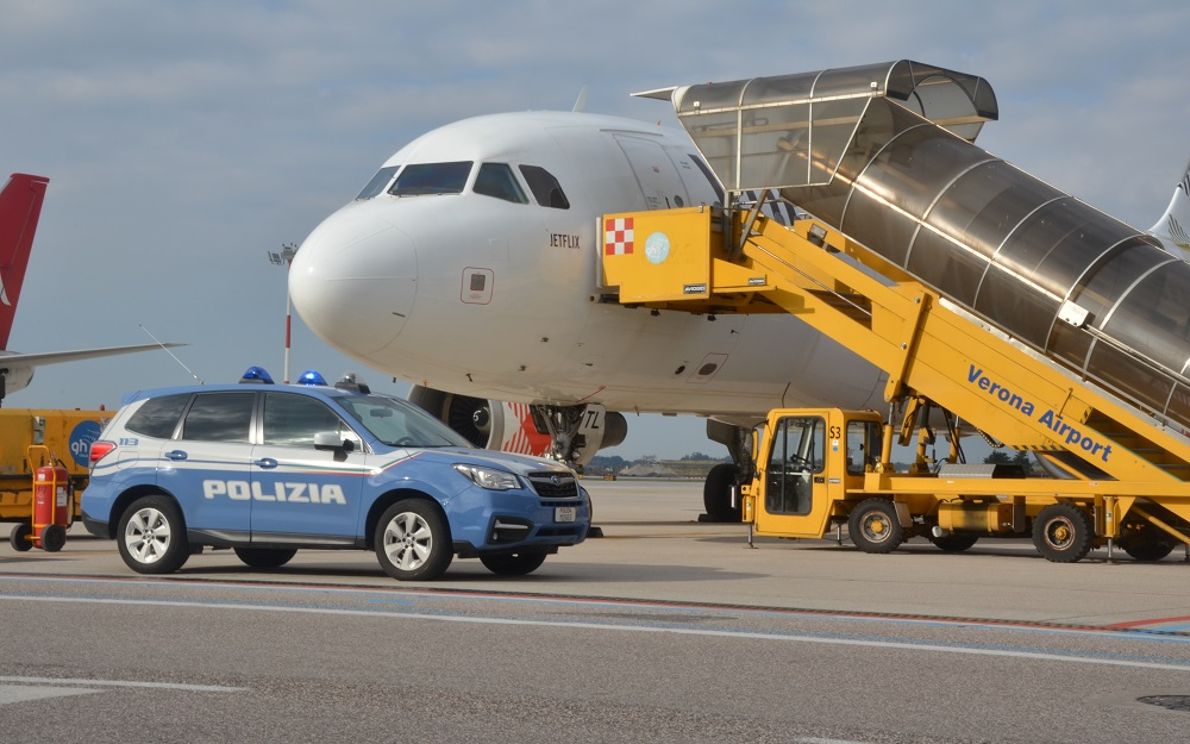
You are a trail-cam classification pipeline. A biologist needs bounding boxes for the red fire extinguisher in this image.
[32,464,70,552]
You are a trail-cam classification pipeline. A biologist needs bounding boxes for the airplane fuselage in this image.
[291,112,886,421]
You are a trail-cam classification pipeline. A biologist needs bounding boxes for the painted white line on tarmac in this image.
[0,675,244,693]
[0,684,99,705]
[5,593,1190,674]
[5,573,1179,644]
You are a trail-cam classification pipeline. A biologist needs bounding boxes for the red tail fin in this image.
[0,173,48,349]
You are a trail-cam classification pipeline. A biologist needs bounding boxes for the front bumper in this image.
[444,485,591,555]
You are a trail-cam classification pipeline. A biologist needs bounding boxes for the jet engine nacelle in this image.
[0,364,34,400]
[407,385,626,466]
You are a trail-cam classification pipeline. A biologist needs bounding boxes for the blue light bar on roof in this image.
[297,369,328,386]
[240,366,275,384]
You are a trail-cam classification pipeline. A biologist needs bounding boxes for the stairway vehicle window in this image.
[765,415,824,515]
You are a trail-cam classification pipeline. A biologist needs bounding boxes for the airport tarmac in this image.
[6,479,1190,743]
[3,478,1189,631]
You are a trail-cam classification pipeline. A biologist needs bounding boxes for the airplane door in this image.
[613,134,690,210]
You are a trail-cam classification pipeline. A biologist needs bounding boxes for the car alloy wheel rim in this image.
[384,512,432,571]
[125,507,170,564]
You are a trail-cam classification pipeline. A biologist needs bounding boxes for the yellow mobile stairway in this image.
[601,61,1190,562]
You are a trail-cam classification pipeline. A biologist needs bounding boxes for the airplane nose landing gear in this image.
[530,403,626,474]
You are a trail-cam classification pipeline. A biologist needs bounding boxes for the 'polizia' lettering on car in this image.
[82,368,591,581]
[201,480,348,504]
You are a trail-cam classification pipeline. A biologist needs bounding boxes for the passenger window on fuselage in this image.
[263,393,351,448]
[518,165,570,209]
[125,394,191,439]
[389,161,472,196]
[181,393,254,443]
[473,163,528,204]
[356,165,399,200]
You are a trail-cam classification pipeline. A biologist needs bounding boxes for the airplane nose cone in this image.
[290,207,417,356]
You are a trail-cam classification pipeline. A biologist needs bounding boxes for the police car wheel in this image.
[479,550,548,576]
[233,547,297,569]
[375,500,452,581]
[117,495,190,574]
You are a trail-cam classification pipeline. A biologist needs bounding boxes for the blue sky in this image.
[1,1,1187,458]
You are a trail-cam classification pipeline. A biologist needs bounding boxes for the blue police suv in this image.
[82,370,591,580]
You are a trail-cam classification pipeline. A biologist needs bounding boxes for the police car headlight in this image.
[453,464,522,490]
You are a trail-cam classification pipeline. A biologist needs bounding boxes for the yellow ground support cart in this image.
[600,60,1190,562]
[1,408,114,550]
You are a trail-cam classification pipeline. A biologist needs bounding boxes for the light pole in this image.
[266,242,299,383]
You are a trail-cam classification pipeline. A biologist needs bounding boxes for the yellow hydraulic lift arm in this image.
[599,206,1190,490]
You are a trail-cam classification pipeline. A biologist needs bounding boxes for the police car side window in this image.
[181,393,254,443]
[263,393,350,448]
[125,394,191,439]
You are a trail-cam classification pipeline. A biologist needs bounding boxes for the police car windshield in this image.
[337,394,472,448]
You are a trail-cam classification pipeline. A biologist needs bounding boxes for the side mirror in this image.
[314,431,354,452]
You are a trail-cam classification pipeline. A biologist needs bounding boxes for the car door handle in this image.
[165,450,188,461]
[255,458,278,469]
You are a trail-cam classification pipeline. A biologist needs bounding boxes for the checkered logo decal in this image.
[604,217,634,255]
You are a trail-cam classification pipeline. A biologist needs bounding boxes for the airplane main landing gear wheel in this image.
[234,547,297,568]
[1032,503,1094,563]
[702,463,740,522]
[480,550,548,576]
[928,533,979,552]
[1119,524,1176,562]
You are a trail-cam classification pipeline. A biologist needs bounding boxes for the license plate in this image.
[554,506,577,523]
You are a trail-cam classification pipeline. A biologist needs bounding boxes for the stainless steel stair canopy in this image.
[668,60,1190,430]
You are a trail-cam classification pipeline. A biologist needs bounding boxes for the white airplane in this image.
[0,173,181,402]
[289,110,890,519]
[289,106,1189,519]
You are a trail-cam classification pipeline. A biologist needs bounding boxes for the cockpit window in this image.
[356,165,399,200]
[389,161,473,196]
[473,163,528,204]
[518,165,570,209]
